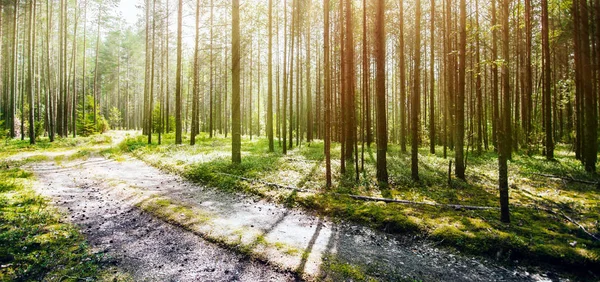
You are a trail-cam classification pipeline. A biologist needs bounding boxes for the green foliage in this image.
[0,116,8,140]
[166,116,176,133]
[0,167,101,281]
[152,104,162,133]
[34,121,44,140]
[108,107,123,129]
[77,95,110,137]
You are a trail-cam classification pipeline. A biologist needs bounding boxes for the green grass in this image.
[0,134,113,157]
[119,132,600,276]
[0,166,104,281]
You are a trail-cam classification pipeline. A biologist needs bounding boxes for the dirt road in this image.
[24,153,568,282]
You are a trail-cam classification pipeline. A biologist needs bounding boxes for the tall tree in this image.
[575,0,597,172]
[524,0,532,149]
[375,0,388,183]
[9,0,19,138]
[398,0,407,152]
[363,0,371,148]
[343,0,357,164]
[71,0,77,138]
[148,0,156,144]
[282,0,288,155]
[324,0,332,187]
[93,1,101,127]
[232,0,241,163]
[209,0,214,138]
[542,0,554,159]
[267,0,274,152]
[175,0,182,144]
[429,0,435,154]
[455,0,466,179]
[498,0,511,223]
[361,0,368,168]
[191,0,200,145]
[82,0,87,128]
[306,1,312,143]
[28,0,36,144]
[411,0,422,181]
[45,0,54,141]
[475,0,483,154]
[491,0,499,151]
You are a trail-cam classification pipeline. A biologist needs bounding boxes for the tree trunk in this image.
[375,0,388,184]
[28,0,36,144]
[499,0,511,223]
[399,0,407,152]
[324,0,332,187]
[232,0,241,163]
[542,0,554,159]
[175,0,182,144]
[455,0,466,179]
[429,0,435,155]
[267,0,274,151]
[412,0,422,181]
[191,0,200,145]
[576,0,597,172]
[93,2,101,127]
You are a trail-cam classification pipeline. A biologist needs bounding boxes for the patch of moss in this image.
[0,168,104,281]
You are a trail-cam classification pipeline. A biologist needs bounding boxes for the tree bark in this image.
[499,0,511,223]
[412,0,422,181]
[542,0,554,159]
[455,0,466,179]
[324,0,332,187]
[175,0,182,144]
[375,0,388,184]
[232,0,241,163]
[267,0,274,151]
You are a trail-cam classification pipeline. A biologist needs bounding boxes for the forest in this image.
[0,0,599,281]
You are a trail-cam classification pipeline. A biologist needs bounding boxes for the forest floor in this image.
[0,131,598,281]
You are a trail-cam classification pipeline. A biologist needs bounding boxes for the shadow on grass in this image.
[121,134,600,276]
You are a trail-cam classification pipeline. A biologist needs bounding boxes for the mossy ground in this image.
[0,134,131,281]
[0,165,115,281]
[121,132,600,275]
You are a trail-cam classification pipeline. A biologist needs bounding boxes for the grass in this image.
[120,132,600,277]
[0,133,133,281]
[0,166,104,281]
[0,134,113,158]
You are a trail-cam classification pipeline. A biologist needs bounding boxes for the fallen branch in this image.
[344,194,497,210]
[215,172,316,193]
[516,189,600,243]
[215,172,498,211]
[534,206,600,243]
[559,211,600,242]
[530,173,599,188]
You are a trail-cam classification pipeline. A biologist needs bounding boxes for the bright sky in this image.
[118,0,142,27]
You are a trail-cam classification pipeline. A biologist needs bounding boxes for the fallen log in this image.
[515,188,600,242]
[530,173,599,187]
[344,194,497,210]
[537,206,600,242]
[215,172,316,193]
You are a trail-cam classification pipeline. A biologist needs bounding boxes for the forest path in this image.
[21,142,568,281]
[26,157,297,282]
[8,131,567,281]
